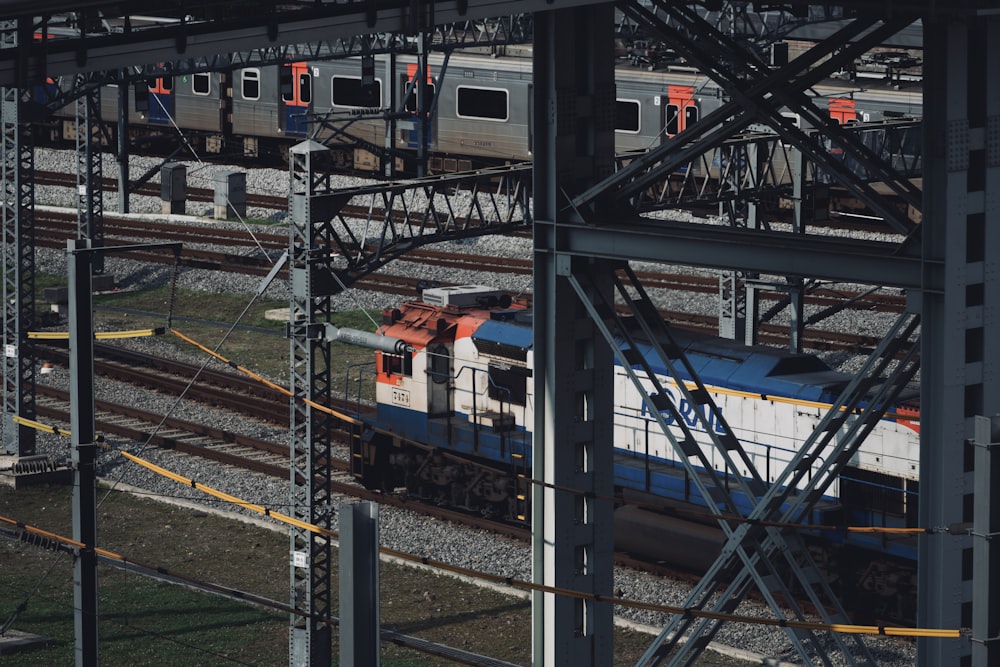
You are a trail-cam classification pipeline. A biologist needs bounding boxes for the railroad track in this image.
[39,343,292,425]
[35,347,532,542]
[36,386,291,477]
[34,206,906,315]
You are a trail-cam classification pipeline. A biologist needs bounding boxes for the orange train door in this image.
[403,63,436,148]
[147,77,173,125]
[661,85,698,139]
[828,97,857,124]
[281,61,311,137]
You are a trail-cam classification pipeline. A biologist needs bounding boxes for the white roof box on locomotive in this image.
[421,285,508,308]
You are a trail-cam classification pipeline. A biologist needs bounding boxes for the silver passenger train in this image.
[52,48,923,173]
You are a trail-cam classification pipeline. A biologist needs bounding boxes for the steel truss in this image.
[297,162,531,289]
[570,264,922,666]
[1,20,36,457]
[31,17,535,114]
[615,2,858,53]
[617,119,921,214]
[285,144,530,665]
[535,5,930,665]
[592,2,921,238]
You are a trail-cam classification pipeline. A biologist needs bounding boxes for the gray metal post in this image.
[68,238,98,667]
[76,74,104,273]
[117,71,130,214]
[788,144,806,352]
[918,12,999,666]
[532,6,616,666]
[972,416,1000,665]
[288,140,334,667]
[718,141,762,346]
[384,50,397,179]
[1,70,37,456]
[339,501,380,667]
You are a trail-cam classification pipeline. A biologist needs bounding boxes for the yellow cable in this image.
[121,451,335,538]
[28,328,164,340]
[120,450,963,640]
[169,328,363,426]
[12,414,72,438]
[96,328,164,340]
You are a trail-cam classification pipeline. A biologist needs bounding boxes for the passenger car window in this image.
[242,69,260,100]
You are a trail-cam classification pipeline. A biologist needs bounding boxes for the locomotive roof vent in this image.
[422,285,507,308]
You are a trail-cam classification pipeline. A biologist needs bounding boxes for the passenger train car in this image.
[50,49,923,174]
[347,284,922,620]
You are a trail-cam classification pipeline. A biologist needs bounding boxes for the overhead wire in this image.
[149,90,272,260]
[114,451,967,641]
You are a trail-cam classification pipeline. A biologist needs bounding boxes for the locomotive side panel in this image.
[374,343,434,444]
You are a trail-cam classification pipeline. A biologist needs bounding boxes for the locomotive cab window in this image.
[428,345,451,384]
[456,85,508,121]
[615,99,641,133]
[192,72,211,96]
[488,364,528,406]
[381,351,412,377]
[242,69,260,100]
[332,75,382,108]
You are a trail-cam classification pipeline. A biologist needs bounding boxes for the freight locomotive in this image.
[48,47,923,174]
[345,284,921,622]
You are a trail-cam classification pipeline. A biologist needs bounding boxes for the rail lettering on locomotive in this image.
[391,387,410,407]
[641,386,727,434]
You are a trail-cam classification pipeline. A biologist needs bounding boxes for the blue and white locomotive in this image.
[349,285,921,573]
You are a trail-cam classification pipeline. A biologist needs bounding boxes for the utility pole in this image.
[68,238,98,667]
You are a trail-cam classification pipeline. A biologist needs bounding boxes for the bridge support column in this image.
[918,12,1000,667]
[531,5,617,666]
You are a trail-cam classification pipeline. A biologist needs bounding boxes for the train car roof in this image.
[470,312,533,350]
[631,326,850,402]
[468,310,849,402]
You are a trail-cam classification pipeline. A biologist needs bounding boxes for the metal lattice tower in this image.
[288,140,336,666]
[1,18,36,458]
[75,73,105,273]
